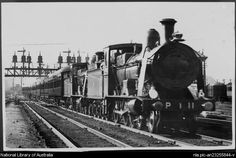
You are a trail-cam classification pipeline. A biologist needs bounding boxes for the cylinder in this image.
[160,18,177,43]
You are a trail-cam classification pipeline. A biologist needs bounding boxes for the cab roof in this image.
[105,43,142,50]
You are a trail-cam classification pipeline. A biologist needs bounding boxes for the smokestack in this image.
[160,18,177,43]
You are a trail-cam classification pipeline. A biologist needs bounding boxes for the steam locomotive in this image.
[22,18,215,133]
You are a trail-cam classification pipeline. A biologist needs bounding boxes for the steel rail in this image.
[199,134,232,146]
[196,117,232,125]
[26,100,233,147]
[33,102,131,148]
[23,102,77,148]
[57,105,198,147]
[179,129,232,146]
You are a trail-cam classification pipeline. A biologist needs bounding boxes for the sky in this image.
[1,2,235,87]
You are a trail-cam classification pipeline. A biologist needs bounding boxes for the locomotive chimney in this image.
[160,18,177,43]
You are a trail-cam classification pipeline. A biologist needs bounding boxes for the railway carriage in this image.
[206,82,232,102]
[226,82,232,101]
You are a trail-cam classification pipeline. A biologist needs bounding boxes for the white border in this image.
[2,1,235,152]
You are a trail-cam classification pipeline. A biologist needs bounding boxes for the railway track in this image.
[195,116,232,140]
[75,110,233,147]
[34,102,131,147]
[23,102,77,148]
[157,128,233,147]
[196,116,232,126]
[177,129,232,146]
[58,105,196,147]
[196,133,232,146]
[23,101,129,148]
[27,100,233,148]
[24,100,200,148]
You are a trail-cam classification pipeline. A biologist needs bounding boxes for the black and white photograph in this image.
[1,1,235,153]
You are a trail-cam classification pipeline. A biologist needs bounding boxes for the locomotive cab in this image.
[103,43,142,96]
[104,43,142,66]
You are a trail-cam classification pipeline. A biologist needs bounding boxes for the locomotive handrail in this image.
[71,94,84,98]
[105,95,151,102]
[105,95,136,99]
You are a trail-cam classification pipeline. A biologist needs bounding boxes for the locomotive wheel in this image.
[113,113,120,123]
[90,104,94,116]
[146,111,160,133]
[96,105,100,118]
[101,104,105,119]
[98,105,102,118]
[85,106,89,115]
[121,113,133,127]
[91,105,95,116]
[133,116,143,130]
[87,105,91,115]
[112,100,122,123]
[92,104,96,116]
[98,106,102,118]
[78,104,82,113]
[83,106,87,114]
